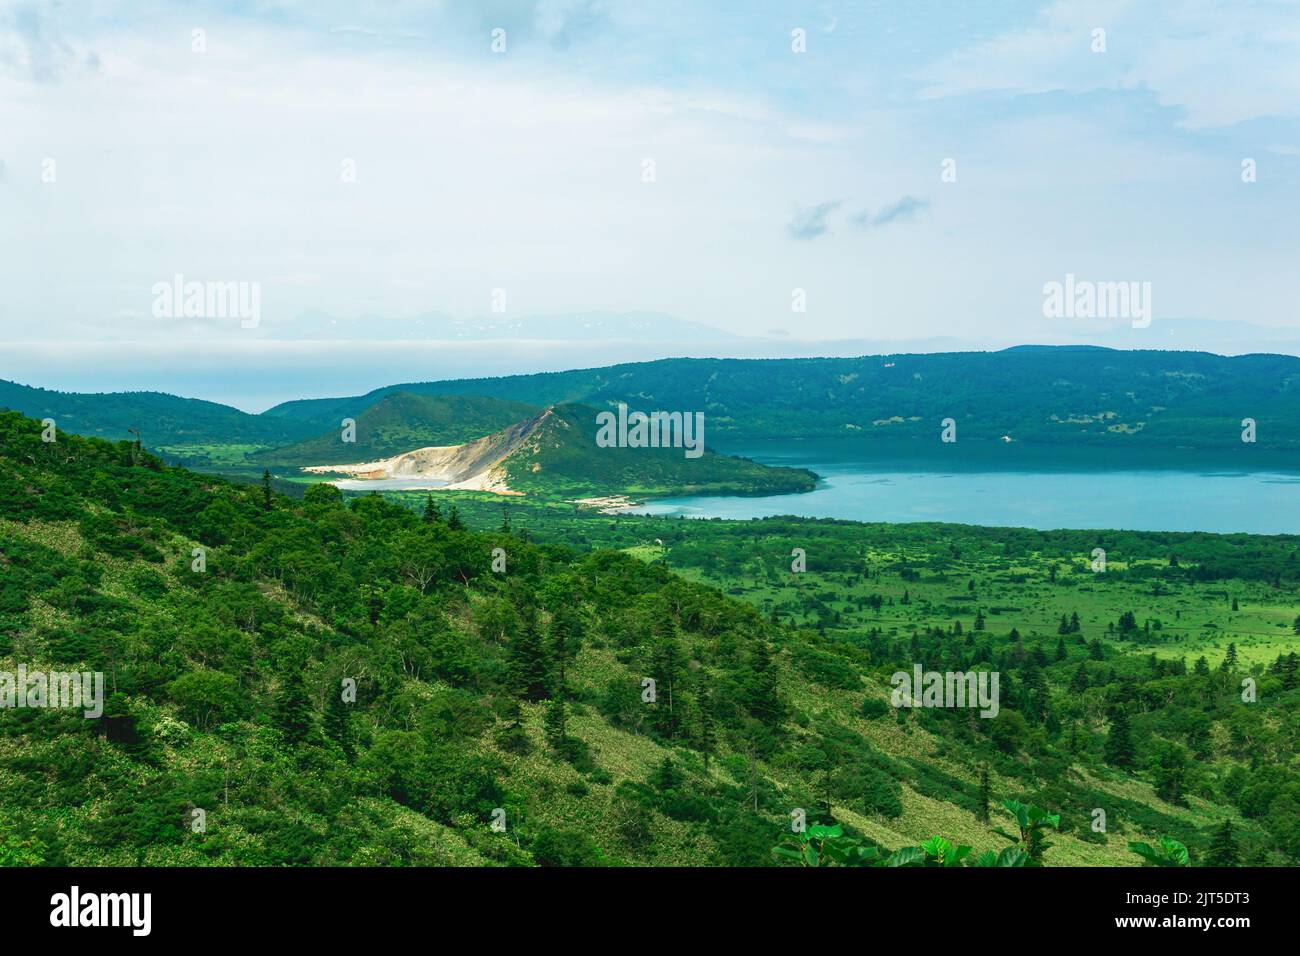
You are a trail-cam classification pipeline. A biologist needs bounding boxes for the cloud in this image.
[914,0,1300,130]
[536,0,610,50]
[786,200,841,240]
[1,2,99,83]
[852,196,929,229]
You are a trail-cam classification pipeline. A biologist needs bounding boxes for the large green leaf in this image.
[1160,838,1190,866]
[808,824,843,840]
[886,846,926,867]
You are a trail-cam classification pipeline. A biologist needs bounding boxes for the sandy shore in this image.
[571,495,643,514]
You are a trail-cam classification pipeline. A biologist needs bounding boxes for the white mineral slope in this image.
[301,407,553,494]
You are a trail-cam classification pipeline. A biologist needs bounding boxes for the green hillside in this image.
[1,408,1295,867]
[14,349,1300,475]
[263,348,1300,451]
[0,380,318,464]
[497,403,818,498]
[256,392,542,467]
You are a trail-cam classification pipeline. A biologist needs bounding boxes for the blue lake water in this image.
[631,440,1300,535]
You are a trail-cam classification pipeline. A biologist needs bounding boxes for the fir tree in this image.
[1071,663,1088,692]
[544,695,568,750]
[548,605,582,695]
[261,469,273,511]
[696,672,717,771]
[649,633,688,738]
[1207,819,1240,866]
[323,684,353,759]
[421,493,442,523]
[1103,706,1135,767]
[508,607,550,702]
[1281,653,1299,691]
[447,505,464,530]
[274,669,314,745]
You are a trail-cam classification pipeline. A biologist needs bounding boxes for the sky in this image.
[2,0,1299,409]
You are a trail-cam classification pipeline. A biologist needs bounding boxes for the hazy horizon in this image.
[6,325,1300,414]
[4,0,1299,410]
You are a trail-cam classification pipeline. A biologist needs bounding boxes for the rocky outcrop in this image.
[302,407,554,493]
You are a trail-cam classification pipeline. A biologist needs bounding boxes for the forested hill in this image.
[0,409,792,864]
[264,348,1300,450]
[8,348,1300,458]
[0,379,317,450]
[2,408,1295,866]
[255,392,542,466]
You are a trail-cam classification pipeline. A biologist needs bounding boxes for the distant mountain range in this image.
[263,347,1300,451]
[276,310,741,343]
[4,349,1300,478]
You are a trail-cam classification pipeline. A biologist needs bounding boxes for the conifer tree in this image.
[696,672,717,771]
[447,505,464,530]
[508,608,550,702]
[1207,819,1240,866]
[544,695,568,750]
[1283,653,1299,690]
[1104,706,1135,767]
[275,669,314,745]
[1071,663,1088,692]
[548,605,582,695]
[323,684,353,759]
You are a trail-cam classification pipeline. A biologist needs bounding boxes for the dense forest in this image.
[263,348,1300,450]
[1,409,1297,866]
[8,348,1300,468]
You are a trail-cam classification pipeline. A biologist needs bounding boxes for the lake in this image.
[630,439,1300,535]
[332,477,449,491]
